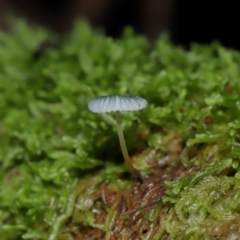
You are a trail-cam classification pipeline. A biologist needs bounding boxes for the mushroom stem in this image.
[115,111,143,181]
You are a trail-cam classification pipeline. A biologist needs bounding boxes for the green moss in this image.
[1,17,240,239]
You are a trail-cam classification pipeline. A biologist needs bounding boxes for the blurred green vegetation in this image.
[1,18,240,239]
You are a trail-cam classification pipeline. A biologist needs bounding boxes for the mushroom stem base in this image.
[115,111,143,182]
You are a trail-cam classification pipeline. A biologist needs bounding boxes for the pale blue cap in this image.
[88,95,147,113]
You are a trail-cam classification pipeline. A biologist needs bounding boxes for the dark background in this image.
[0,0,240,49]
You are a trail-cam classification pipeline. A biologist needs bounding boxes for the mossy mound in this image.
[1,18,240,240]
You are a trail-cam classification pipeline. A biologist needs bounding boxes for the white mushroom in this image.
[88,95,147,180]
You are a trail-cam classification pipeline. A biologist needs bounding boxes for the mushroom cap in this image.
[88,95,148,113]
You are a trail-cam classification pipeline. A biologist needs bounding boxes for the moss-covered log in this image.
[1,18,240,240]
